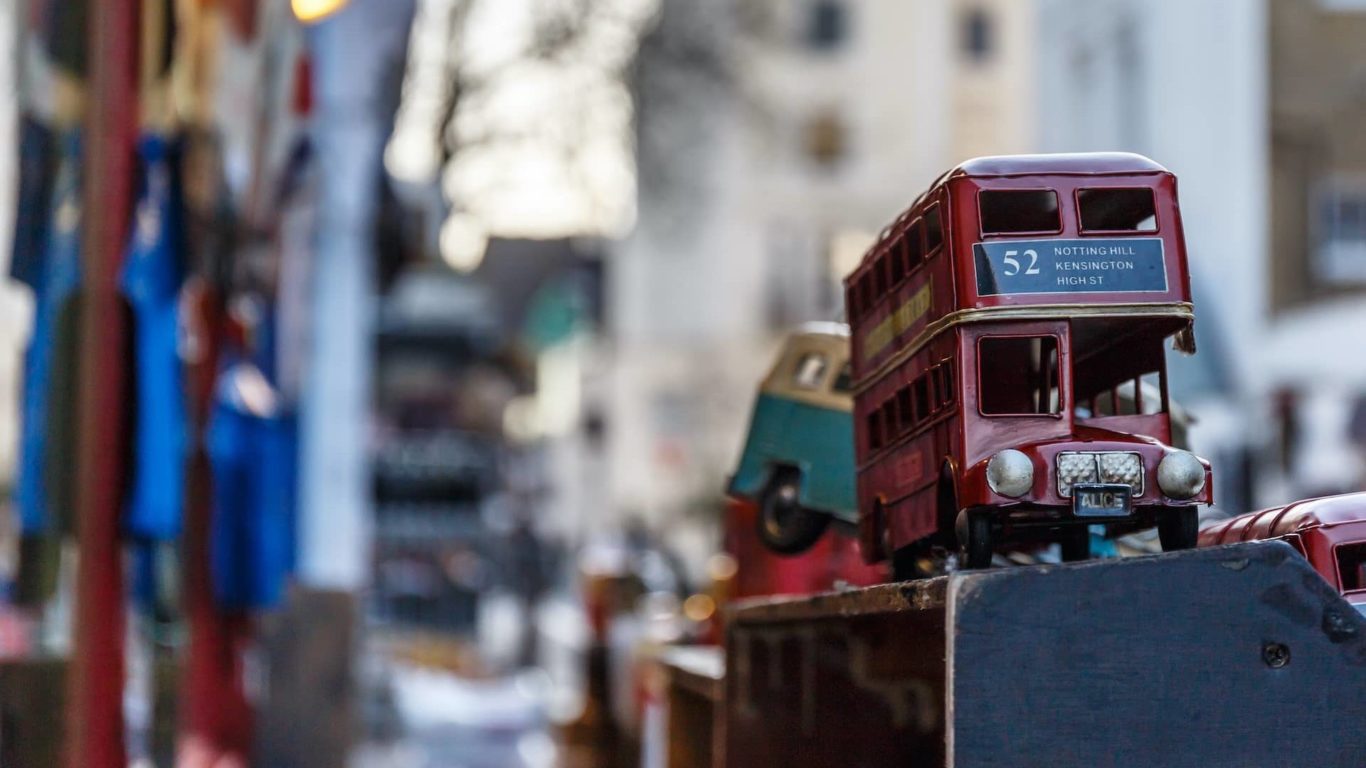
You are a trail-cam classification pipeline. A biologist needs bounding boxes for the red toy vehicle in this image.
[843,153,1212,578]
[1200,494,1366,616]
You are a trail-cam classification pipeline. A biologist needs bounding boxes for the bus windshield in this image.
[1072,323,1169,423]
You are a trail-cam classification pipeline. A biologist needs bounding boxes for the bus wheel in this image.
[756,469,829,555]
[1059,527,1090,562]
[956,509,994,570]
[1158,507,1199,552]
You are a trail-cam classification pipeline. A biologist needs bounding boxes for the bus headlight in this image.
[987,449,1034,498]
[1157,451,1205,499]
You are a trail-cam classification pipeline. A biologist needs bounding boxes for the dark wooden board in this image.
[723,542,1366,768]
[949,541,1366,767]
[0,657,67,768]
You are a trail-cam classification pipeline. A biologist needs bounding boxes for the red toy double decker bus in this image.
[844,153,1212,578]
[1199,494,1366,617]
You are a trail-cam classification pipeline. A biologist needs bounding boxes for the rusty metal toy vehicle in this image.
[843,153,1212,577]
[728,324,856,554]
[1200,493,1366,616]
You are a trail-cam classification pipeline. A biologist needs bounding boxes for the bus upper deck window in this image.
[792,352,828,390]
[905,220,925,269]
[1337,542,1366,592]
[1078,188,1157,232]
[979,189,1060,235]
[889,239,907,284]
[924,204,943,252]
[978,336,1061,416]
[873,253,889,296]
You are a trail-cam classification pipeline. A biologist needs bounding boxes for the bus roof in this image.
[1201,493,1366,544]
[946,152,1169,179]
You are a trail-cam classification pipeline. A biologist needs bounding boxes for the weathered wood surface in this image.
[0,657,67,768]
[659,645,723,768]
[723,542,1366,767]
[255,588,357,768]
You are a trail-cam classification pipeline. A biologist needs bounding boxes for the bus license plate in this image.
[1072,484,1132,518]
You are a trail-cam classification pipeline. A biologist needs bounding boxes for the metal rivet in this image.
[1262,642,1291,669]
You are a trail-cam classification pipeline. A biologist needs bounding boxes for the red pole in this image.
[179,282,253,764]
[66,0,139,764]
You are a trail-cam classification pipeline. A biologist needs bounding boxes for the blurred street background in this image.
[0,0,1363,766]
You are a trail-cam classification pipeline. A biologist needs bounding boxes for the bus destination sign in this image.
[974,237,1168,297]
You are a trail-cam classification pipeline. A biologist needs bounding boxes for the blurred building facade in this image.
[1036,0,1366,507]
[605,0,1036,558]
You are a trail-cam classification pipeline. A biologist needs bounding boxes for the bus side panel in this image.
[727,393,795,500]
[791,403,857,520]
[853,212,956,379]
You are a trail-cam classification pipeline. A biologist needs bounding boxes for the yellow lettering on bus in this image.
[862,282,932,361]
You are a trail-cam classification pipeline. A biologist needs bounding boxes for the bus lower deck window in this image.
[979,189,1060,235]
[866,411,883,450]
[1078,187,1157,232]
[978,336,1061,415]
[897,388,914,431]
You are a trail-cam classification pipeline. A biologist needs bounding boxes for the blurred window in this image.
[803,110,847,165]
[978,336,1061,416]
[1337,542,1366,592]
[792,353,829,389]
[1078,188,1157,232]
[979,190,1061,235]
[832,364,853,393]
[1315,177,1366,285]
[806,0,848,50]
[925,203,944,252]
[962,8,993,63]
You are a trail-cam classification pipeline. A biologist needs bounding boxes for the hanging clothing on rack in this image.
[206,350,296,612]
[122,136,188,542]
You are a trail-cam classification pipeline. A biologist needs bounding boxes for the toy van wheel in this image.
[1158,507,1199,552]
[757,469,829,555]
[956,509,994,570]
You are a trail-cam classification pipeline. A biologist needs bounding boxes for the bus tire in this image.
[1158,507,1199,552]
[756,468,829,555]
[956,509,994,570]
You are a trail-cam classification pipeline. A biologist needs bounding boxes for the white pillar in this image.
[299,0,414,590]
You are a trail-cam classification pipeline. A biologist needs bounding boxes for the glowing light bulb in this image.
[292,0,349,24]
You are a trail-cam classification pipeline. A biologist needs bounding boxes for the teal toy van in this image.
[728,324,856,554]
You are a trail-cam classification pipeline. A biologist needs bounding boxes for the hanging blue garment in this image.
[16,131,83,535]
[9,116,56,289]
[120,135,187,542]
[206,358,296,611]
